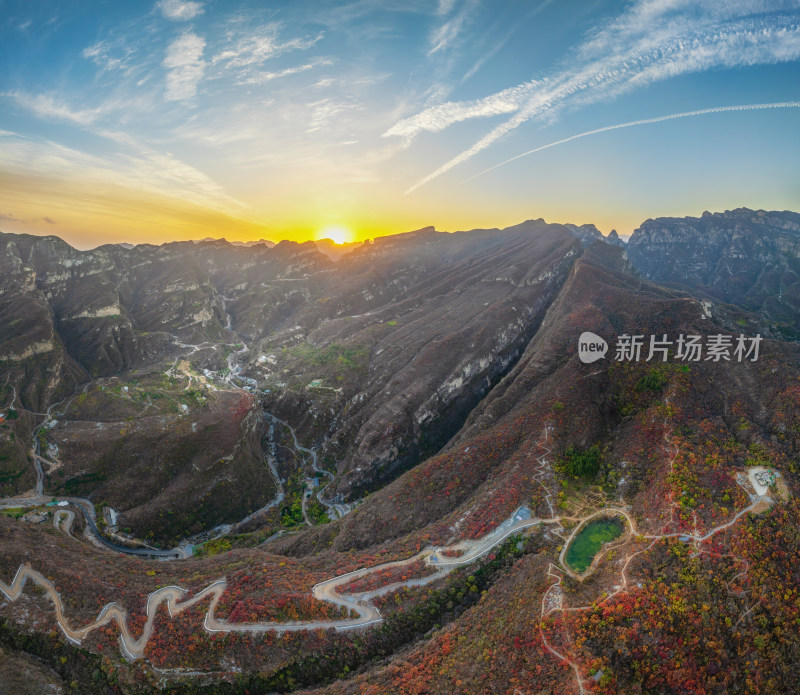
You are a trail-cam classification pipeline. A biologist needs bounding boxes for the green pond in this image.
[565,517,625,574]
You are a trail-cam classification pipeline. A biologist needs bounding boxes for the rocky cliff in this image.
[627,208,800,336]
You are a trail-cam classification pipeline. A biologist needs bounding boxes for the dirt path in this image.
[0,456,770,678]
[538,393,769,694]
[0,361,772,682]
[266,412,348,522]
[0,503,550,660]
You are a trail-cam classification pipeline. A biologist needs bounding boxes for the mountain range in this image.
[0,207,798,694]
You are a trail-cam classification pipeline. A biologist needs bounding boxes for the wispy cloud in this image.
[0,130,249,218]
[428,0,478,55]
[462,101,800,183]
[156,0,204,22]
[384,82,536,140]
[164,32,206,101]
[396,0,800,193]
[82,40,133,73]
[3,91,109,126]
[0,210,56,225]
[306,97,361,134]
[241,59,334,86]
[212,24,322,69]
[460,0,556,83]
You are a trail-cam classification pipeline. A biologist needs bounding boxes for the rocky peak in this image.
[606,229,625,247]
[627,208,800,334]
[564,222,604,246]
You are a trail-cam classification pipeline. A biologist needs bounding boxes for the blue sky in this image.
[1,0,799,247]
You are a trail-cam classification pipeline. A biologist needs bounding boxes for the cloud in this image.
[0,213,19,222]
[305,98,360,134]
[383,82,535,140]
[240,59,334,86]
[0,132,250,219]
[3,91,108,126]
[461,0,556,83]
[156,0,204,22]
[164,32,206,101]
[396,0,800,193]
[42,216,57,224]
[82,40,130,72]
[212,24,323,74]
[462,101,800,183]
[428,0,478,55]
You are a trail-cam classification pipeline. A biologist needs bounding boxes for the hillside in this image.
[0,210,798,693]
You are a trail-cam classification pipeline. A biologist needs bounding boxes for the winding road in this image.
[0,401,775,678]
[265,412,355,523]
[0,501,552,660]
[0,343,776,687]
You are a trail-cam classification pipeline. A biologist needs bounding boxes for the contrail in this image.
[460,102,800,185]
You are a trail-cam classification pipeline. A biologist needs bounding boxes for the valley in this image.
[0,209,799,693]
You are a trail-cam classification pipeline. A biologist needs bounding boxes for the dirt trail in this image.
[0,358,772,682]
[0,504,549,660]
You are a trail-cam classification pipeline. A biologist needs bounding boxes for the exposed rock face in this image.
[627,208,800,335]
[299,237,800,557]
[1,209,798,540]
[0,222,583,527]
[0,232,334,408]
[265,220,581,498]
[0,338,55,361]
[4,211,800,692]
[564,222,604,246]
[606,229,626,247]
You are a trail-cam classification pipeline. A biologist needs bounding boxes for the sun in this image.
[318,225,352,245]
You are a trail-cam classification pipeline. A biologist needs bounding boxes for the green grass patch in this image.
[565,517,624,573]
[0,508,25,519]
[194,537,232,557]
[282,343,369,373]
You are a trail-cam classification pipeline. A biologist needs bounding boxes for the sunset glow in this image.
[0,1,798,248]
[317,226,353,245]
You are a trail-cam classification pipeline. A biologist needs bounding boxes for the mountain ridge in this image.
[0,207,799,693]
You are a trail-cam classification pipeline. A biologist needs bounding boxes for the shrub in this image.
[560,444,602,479]
[635,367,668,393]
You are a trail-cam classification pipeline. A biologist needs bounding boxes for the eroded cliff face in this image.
[0,221,586,527]
[0,232,332,528]
[255,221,583,499]
[2,210,797,541]
[3,213,800,693]
[627,208,800,335]
[0,232,334,409]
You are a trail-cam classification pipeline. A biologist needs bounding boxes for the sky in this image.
[1,0,799,248]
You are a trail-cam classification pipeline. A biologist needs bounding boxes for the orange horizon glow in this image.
[315,225,354,245]
[0,167,654,250]
[2,3,798,254]
[0,157,785,251]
